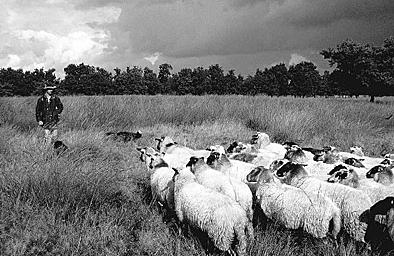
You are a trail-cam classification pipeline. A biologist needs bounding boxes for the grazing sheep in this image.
[206,145,226,155]
[206,150,258,193]
[137,147,175,210]
[155,136,211,169]
[350,146,365,157]
[366,165,394,185]
[228,133,285,168]
[369,197,394,243]
[327,165,394,204]
[173,167,253,256]
[227,141,256,154]
[187,157,254,222]
[321,146,342,164]
[284,144,314,165]
[106,130,142,142]
[246,166,341,239]
[275,162,372,243]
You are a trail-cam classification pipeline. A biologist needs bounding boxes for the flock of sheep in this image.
[136,132,394,255]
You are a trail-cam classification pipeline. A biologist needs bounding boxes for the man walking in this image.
[36,83,63,144]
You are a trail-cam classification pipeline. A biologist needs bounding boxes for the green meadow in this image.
[0,95,393,255]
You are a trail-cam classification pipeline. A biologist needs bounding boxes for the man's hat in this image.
[43,83,57,90]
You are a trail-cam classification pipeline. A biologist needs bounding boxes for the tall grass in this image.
[0,95,393,255]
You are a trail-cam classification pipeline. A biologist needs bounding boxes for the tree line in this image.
[1,38,393,102]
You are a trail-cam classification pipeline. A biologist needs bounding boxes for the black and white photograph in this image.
[0,0,393,255]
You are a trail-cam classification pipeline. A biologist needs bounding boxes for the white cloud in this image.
[0,2,122,76]
[289,53,309,66]
[5,54,21,68]
[144,52,161,65]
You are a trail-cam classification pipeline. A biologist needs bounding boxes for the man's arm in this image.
[56,97,63,114]
[36,98,43,122]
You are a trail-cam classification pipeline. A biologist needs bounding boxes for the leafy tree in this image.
[191,67,209,95]
[206,64,225,94]
[321,38,394,102]
[174,68,193,95]
[143,67,159,95]
[288,62,321,97]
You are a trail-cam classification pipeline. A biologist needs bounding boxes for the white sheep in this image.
[155,136,211,169]
[284,144,314,165]
[187,156,254,222]
[327,165,394,204]
[173,167,253,256]
[246,166,341,239]
[206,151,257,182]
[275,161,372,243]
[137,147,175,210]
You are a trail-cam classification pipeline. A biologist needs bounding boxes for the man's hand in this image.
[38,121,43,126]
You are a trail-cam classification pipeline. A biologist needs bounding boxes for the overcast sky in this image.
[1,0,393,77]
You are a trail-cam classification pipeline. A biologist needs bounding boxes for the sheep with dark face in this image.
[246,166,341,239]
[366,165,394,185]
[173,167,253,256]
[344,157,365,168]
[274,161,372,243]
[206,150,257,194]
[154,136,211,169]
[187,156,254,222]
[327,165,394,204]
[369,197,394,243]
[284,144,314,165]
[137,147,175,211]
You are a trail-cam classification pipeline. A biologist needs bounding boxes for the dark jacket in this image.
[36,95,63,126]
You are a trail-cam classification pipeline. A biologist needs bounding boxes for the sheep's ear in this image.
[172,168,179,174]
[155,137,163,142]
[199,157,205,161]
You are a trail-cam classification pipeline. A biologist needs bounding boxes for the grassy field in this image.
[0,95,393,256]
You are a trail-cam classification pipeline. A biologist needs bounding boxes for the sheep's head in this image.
[247,166,273,184]
[283,141,298,150]
[380,158,393,166]
[250,132,270,148]
[313,151,325,161]
[327,166,353,184]
[370,197,394,216]
[366,165,385,179]
[344,157,365,168]
[186,156,205,173]
[275,162,307,182]
[269,159,289,173]
[206,151,220,165]
[136,146,162,168]
[327,164,348,176]
[350,146,364,157]
[227,141,239,153]
[155,136,176,152]
[206,145,226,155]
[367,165,393,185]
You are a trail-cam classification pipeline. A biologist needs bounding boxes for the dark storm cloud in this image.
[107,0,393,61]
[2,0,393,76]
